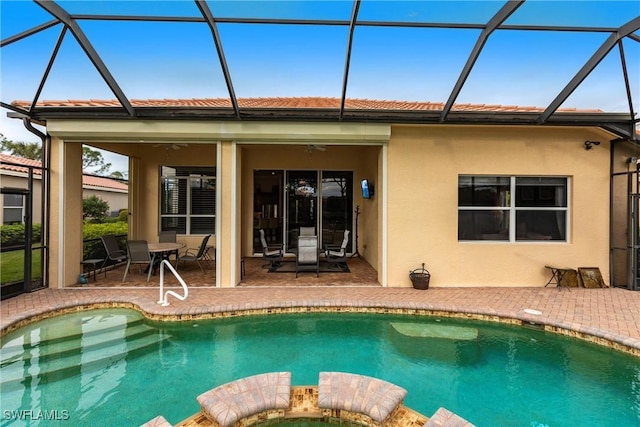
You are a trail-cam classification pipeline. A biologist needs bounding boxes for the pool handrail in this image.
[157,259,188,306]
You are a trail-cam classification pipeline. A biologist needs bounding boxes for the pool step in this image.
[0,313,169,391]
[0,321,158,368]
[0,308,146,349]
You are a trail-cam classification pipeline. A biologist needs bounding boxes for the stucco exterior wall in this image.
[386,125,612,287]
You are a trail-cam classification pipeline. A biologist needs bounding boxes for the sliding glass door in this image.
[321,171,353,251]
[254,170,353,253]
[286,171,318,249]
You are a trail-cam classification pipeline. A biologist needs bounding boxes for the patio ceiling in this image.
[1,1,639,139]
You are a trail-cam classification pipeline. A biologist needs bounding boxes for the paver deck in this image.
[2,286,640,355]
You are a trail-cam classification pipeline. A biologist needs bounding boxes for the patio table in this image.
[148,242,184,274]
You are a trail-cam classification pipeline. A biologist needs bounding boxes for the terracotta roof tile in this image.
[0,153,43,174]
[11,97,602,113]
[0,153,127,190]
[82,174,128,191]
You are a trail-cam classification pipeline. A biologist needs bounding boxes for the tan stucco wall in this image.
[49,141,83,287]
[386,125,612,287]
[47,118,621,289]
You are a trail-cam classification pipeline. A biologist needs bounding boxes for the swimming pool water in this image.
[1,309,639,427]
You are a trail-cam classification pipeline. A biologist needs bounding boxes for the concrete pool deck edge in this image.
[1,287,639,356]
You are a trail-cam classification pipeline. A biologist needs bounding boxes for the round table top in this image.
[148,242,184,252]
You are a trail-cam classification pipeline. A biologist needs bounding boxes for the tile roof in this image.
[12,97,602,113]
[0,153,128,191]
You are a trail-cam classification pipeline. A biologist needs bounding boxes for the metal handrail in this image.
[157,259,188,306]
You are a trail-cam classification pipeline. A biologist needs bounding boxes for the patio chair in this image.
[296,235,319,278]
[260,228,283,269]
[158,230,179,264]
[123,240,153,282]
[324,230,350,271]
[100,234,128,277]
[177,234,211,273]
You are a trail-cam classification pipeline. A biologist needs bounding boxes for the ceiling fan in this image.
[152,143,189,150]
[304,144,326,153]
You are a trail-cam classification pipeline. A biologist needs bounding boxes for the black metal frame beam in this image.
[0,19,60,47]
[2,1,638,135]
[194,0,239,118]
[31,26,67,112]
[440,0,524,122]
[33,0,135,117]
[339,0,361,119]
[538,16,640,124]
[64,14,627,34]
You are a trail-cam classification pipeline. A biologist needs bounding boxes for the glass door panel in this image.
[321,171,353,251]
[286,171,318,250]
[253,170,284,254]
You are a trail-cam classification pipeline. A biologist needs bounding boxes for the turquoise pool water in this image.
[1,308,639,427]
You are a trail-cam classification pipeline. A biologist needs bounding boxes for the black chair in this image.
[259,228,283,269]
[158,230,179,264]
[123,240,152,282]
[177,234,211,273]
[100,234,127,277]
[325,230,350,271]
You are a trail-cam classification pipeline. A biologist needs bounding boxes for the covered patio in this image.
[70,256,380,288]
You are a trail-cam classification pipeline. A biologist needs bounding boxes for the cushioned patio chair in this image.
[100,234,128,277]
[260,228,283,269]
[177,234,211,273]
[123,240,153,282]
[299,226,315,236]
[325,230,350,271]
[296,235,319,278]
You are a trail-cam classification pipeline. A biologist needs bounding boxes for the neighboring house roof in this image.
[12,97,602,113]
[0,153,128,191]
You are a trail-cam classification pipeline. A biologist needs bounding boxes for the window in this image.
[458,176,568,242]
[160,166,215,235]
[3,194,24,224]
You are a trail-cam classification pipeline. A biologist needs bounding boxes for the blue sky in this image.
[1,0,639,173]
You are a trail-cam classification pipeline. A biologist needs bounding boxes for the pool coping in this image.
[2,288,639,357]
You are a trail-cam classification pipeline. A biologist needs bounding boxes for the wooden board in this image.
[578,267,606,288]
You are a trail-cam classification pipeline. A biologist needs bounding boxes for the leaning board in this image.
[578,267,606,288]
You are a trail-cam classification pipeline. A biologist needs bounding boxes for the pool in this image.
[1,308,639,427]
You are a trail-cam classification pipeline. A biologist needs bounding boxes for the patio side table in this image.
[81,258,105,282]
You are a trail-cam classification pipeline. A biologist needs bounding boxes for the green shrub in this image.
[83,222,128,240]
[83,195,109,222]
[82,222,128,260]
[118,209,128,222]
[0,223,42,247]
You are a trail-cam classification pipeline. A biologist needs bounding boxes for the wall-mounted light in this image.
[584,140,600,150]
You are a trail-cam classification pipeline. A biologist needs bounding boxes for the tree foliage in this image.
[0,133,42,160]
[82,146,112,175]
[83,195,110,222]
[1,134,126,177]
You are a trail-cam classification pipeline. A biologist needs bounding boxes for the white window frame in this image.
[3,193,25,224]
[160,168,216,236]
[458,175,570,243]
